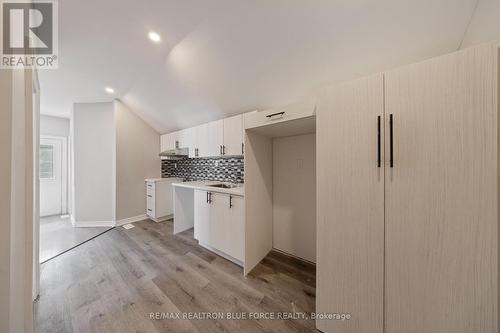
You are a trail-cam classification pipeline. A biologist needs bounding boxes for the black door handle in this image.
[229,195,233,208]
[266,111,285,118]
[377,116,381,168]
[389,114,394,168]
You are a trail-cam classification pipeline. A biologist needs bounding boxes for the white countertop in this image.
[145,177,183,183]
[172,180,245,196]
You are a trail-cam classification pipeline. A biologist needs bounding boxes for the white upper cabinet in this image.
[160,113,247,158]
[177,128,193,150]
[160,131,179,151]
[223,114,244,156]
[244,99,315,130]
[197,120,223,157]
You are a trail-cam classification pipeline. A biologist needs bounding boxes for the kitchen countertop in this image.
[145,177,183,182]
[172,180,245,196]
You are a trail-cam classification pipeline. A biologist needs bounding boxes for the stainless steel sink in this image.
[208,183,239,189]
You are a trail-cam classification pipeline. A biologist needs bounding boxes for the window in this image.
[39,144,54,179]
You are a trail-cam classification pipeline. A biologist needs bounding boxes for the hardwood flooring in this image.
[40,215,111,263]
[34,219,318,333]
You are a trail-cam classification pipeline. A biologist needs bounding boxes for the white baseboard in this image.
[115,214,149,227]
[71,214,149,228]
[72,220,115,228]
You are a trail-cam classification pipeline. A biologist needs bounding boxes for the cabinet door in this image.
[316,74,384,333]
[227,195,244,261]
[210,193,244,261]
[207,120,224,157]
[223,114,244,155]
[194,123,208,157]
[160,132,178,151]
[194,190,211,243]
[177,128,192,149]
[160,134,168,152]
[384,44,497,333]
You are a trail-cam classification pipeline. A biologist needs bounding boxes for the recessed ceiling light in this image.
[105,87,115,94]
[148,31,161,43]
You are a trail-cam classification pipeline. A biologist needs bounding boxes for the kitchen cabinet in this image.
[244,99,315,130]
[192,120,224,158]
[316,42,500,333]
[211,192,244,261]
[223,114,244,155]
[160,131,179,151]
[193,189,244,262]
[161,114,248,158]
[145,178,181,222]
[194,189,211,243]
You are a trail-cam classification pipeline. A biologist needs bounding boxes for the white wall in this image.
[115,100,160,221]
[40,114,69,137]
[273,133,316,263]
[0,69,35,333]
[72,102,116,225]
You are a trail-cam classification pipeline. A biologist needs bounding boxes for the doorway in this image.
[40,136,68,217]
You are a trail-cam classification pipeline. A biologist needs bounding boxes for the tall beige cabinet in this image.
[316,74,385,333]
[317,42,499,333]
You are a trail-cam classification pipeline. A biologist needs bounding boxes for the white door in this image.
[40,137,67,217]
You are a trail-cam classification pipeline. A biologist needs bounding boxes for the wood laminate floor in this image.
[40,215,111,263]
[35,219,318,333]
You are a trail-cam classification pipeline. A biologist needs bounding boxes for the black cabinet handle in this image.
[377,116,381,168]
[220,145,222,155]
[147,209,152,212]
[266,111,285,118]
[389,114,394,168]
[209,192,212,203]
[241,142,244,154]
[206,191,208,203]
[147,195,152,198]
[229,195,233,208]
[223,145,226,155]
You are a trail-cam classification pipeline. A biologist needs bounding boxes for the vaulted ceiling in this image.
[39,0,500,134]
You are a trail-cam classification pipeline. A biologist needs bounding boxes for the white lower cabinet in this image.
[194,189,244,262]
[146,178,182,222]
[194,189,211,243]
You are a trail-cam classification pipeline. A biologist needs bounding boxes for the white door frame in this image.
[32,69,40,302]
[40,134,69,215]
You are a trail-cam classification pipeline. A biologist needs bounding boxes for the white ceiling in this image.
[39,0,500,134]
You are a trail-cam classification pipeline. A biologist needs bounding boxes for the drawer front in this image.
[146,195,154,210]
[146,181,155,191]
[146,189,155,200]
[146,206,155,218]
[244,99,316,130]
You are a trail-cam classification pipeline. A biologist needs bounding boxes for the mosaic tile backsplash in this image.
[162,156,244,183]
